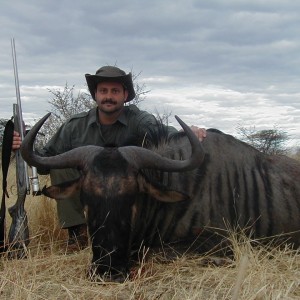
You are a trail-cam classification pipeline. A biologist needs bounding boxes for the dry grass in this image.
[1,165,300,299]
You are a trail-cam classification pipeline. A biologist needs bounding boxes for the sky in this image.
[1,0,300,146]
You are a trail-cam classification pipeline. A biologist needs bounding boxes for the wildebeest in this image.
[21,113,300,282]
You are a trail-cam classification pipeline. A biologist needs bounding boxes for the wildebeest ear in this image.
[42,178,82,200]
[138,176,190,203]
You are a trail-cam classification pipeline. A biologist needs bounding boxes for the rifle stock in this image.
[7,38,41,258]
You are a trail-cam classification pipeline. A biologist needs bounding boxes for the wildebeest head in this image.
[21,113,204,282]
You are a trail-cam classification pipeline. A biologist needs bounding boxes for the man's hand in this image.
[12,131,22,150]
[190,126,207,142]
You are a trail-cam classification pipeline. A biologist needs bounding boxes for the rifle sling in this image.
[0,119,14,252]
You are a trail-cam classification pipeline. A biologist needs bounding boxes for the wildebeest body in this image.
[129,131,300,253]
[21,113,300,281]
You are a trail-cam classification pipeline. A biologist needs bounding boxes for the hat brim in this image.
[85,73,136,102]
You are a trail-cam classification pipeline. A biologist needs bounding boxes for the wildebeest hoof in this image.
[87,265,128,283]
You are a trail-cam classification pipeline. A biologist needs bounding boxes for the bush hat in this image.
[85,66,136,102]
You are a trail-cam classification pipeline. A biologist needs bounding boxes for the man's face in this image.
[95,82,128,115]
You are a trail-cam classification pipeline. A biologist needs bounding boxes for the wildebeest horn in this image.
[119,115,205,172]
[21,113,103,170]
[21,114,204,173]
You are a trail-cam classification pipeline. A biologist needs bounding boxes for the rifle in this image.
[3,38,41,258]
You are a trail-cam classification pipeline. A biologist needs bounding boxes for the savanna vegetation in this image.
[1,162,300,299]
[1,77,300,299]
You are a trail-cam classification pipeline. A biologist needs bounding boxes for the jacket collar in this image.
[87,107,128,127]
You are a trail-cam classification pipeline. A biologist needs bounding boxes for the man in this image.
[13,66,206,251]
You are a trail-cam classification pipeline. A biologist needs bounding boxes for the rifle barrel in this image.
[11,39,30,194]
[11,38,25,139]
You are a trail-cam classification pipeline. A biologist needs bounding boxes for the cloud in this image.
[1,0,300,146]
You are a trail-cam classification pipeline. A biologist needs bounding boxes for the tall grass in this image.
[1,163,300,299]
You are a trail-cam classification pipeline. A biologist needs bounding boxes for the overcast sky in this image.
[1,0,300,146]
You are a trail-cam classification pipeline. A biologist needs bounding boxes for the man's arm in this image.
[185,125,206,141]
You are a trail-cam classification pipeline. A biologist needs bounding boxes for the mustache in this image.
[101,99,117,105]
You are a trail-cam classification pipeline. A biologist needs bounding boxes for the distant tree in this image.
[130,71,150,107]
[31,83,94,148]
[236,125,289,155]
[49,83,95,121]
